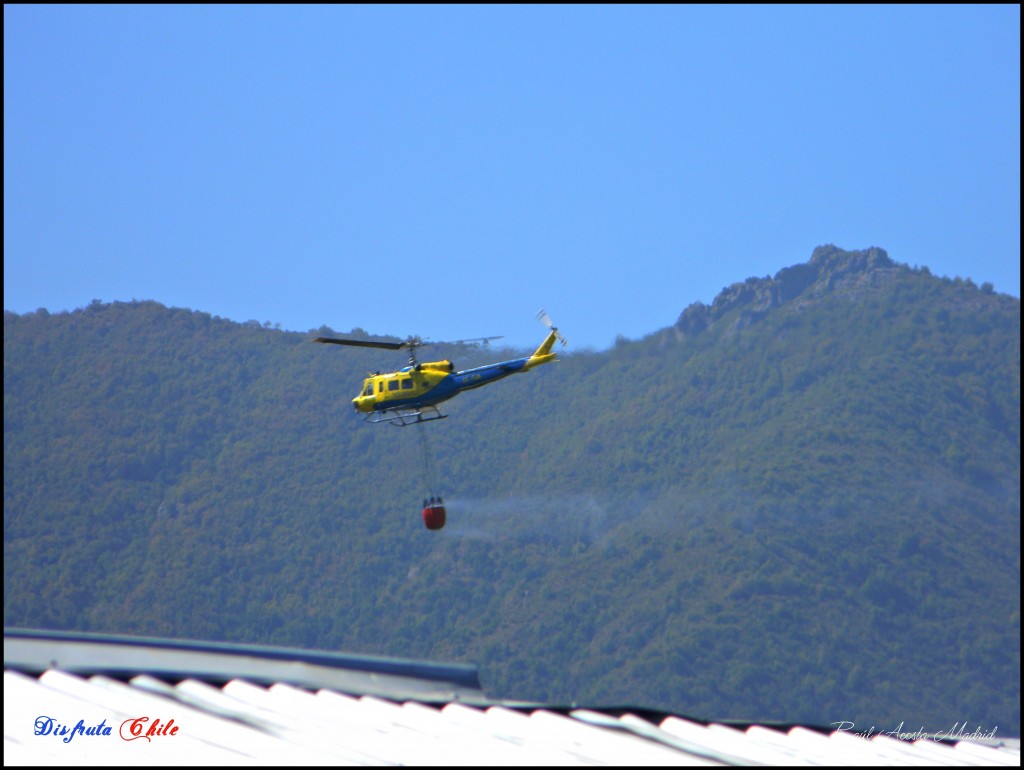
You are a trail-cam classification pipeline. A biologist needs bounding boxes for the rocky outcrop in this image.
[673,245,900,337]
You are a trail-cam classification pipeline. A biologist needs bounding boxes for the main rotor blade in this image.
[312,334,503,351]
[443,336,504,346]
[311,337,404,350]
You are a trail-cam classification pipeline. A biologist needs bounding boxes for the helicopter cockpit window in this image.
[388,379,400,391]
[401,379,414,390]
[363,384,373,396]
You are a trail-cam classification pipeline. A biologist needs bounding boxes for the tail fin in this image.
[532,330,559,358]
[525,311,566,370]
[524,331,559,370]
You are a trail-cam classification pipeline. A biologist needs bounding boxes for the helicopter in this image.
[312,310,567,427]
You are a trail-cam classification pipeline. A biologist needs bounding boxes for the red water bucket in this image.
[422,505,446,530]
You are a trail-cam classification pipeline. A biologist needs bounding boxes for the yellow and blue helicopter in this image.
[312,310,567,427]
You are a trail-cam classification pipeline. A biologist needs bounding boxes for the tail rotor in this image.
[536,309,568,347]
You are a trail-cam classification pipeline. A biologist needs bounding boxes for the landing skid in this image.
[363,405,448,427]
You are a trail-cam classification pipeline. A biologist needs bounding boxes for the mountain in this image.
[4,245,1020,735]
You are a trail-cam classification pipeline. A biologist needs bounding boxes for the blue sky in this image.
[4,5,1020,351]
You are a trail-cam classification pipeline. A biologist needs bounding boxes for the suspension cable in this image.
[415,421,440,501]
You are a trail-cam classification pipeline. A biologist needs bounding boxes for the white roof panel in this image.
[659,716,816,765]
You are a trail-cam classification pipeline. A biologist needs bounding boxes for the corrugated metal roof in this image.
[5,628,1019,766]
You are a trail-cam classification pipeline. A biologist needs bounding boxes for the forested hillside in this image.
[4,245,1020,735]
